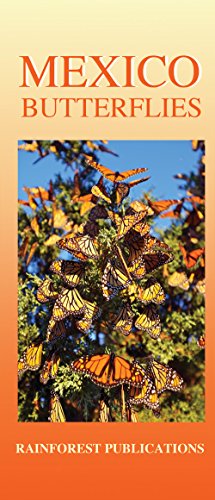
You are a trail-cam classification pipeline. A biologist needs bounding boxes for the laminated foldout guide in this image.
[0,1,214,499]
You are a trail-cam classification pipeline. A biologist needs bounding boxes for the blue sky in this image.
[18,140,201,228]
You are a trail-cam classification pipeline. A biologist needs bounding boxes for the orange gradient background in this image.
[0,1,215,498]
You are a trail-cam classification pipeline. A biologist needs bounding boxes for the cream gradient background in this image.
[0,1,214,498]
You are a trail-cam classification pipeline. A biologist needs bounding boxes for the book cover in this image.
[0,1,214,498]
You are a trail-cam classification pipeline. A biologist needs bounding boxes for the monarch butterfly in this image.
[184,208,204,227]
[46,319,67,343]
[128,260,148,280]
[18,357,28,378]
[52,203,68,229]
[83,220,100,238]
[99,399,112,422]
[129,251,173,279]
[128,200,154,217]
[71,353,147,388]
[160,202,183,219]
[195,278,205,295]
[125,233,148,265]
[129,200,147,213]
[185,195,205,205]
[52,288,86,321]
[84,155,148,182]
[52,204,68,229]
[78,176,110,205]
[76,300,101,333]
[127,176,150,188]
[129,217,149,240]
[79,200,96,216]
[102,286,118,301]
[143,235,172,253]
[40,352,60,384]
[77,192,95,204]
[144,250,174,272]
[22,186,38,210]
[89,205,108,222]
[135,305,160,331]
[122,219,149,239]
[146,323,161,340]
[18,192,38,206]
[49,392,66,422]
[69,235,99,259]
[197,336,205,348]
[121,282,138,302]
[185,227,199,245]
[129,384,160,410]
[26,241,39,266]
[37,279,59,304]
[91,179,111,204]
[23,185,54,202]
[108,210,147,239]
[131,221,151,238]
[128,366,159,410]
[57,235,98,260]
[102,258,131,300]
[30,216,40,236]
[112,304,134,336]
[113,183,130,205]
[113,177,150,205]
[145,195,180,215]
[50,260,85,287]
[168,271,190,291]
[145,389,161,412]
[19,342,43,373]
[179,245,204,269]
[146,358,183,393]
[138,278,165,305]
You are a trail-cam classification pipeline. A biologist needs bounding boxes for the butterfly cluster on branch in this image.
[71,353,183,418]
[18,156,184,422]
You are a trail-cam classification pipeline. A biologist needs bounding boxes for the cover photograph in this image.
[17,139,204,426]
[0,1,214,499]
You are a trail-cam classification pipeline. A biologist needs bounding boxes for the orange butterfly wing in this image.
[114,177,150,205]
[128,251,173,278]
[146,195,180,214]
[128,364,159,409]
[180,245,204,268]
[84,155,148,182]
[71,354,145,387]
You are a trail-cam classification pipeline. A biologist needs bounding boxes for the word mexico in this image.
[16,442,205,455]
[19,55,202,119]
